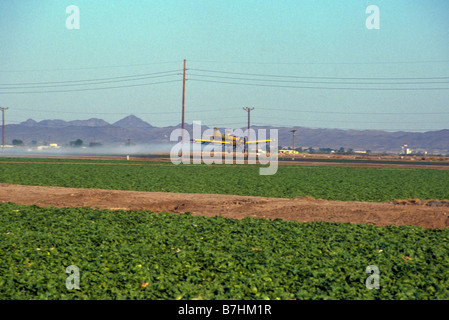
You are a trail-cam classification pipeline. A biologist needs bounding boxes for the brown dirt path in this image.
[1,183,449,229]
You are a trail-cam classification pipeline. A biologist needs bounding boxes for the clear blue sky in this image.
[0,0,448,132]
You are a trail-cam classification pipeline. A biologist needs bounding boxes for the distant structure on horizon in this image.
[401,141,412,155]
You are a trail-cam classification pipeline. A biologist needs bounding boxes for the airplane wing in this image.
[191,139,232,145]
[245,139,275,144]
[192,138,275,145]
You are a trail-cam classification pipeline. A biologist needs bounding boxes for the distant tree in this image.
[12,139,23,146]
[70,139,83,147]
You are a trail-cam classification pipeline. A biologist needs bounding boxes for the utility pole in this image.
[1,107,8,148]
[242,107,254,161]
[290,129,297,160]
[242,107,254,138]
[181,59,187,144]
[290,129,297,151]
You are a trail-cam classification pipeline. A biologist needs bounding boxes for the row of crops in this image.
[0,158,449,202]
[1,202,449,300]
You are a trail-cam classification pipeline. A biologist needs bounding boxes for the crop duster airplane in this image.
[191,127,273,151]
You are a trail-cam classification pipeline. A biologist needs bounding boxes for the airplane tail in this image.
[213,127,222,140]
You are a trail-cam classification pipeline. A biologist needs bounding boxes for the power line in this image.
[10,105,449,117]
[188,67,449,90]
[191,68,449,91]
[250,122,448,132]
[0,70,181,88]
[0,79,182,94]
[0,61,181,73]
[180,106,449,116]
[0,75,180,90]
[3,60,448,133]
[254,115,449,125]
[189,59,449,66]
[189,78,449,91]
[10,107,180,115]
[256,107,449,116]
[10,103,449,117]
[3,64,449,94]
[188,73,449,85]
[189,68,449,81]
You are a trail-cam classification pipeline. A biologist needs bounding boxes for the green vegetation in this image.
[0,156,165,164]
[1,158,449,202]
[1,202,449,300]
[1,158,448,300]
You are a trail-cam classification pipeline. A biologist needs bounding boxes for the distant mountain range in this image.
[19,115,151,129]
[4,115,449,154]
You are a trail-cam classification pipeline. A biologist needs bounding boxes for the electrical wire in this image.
[0,70,181,88]
[189,68,449,81]
[189,78,449,91]
[254,115,448,125]
[0,79,182,94]
[188,73,449,85]
[2,62,448,132]
[0,61,181,73]
[11,107,180,115]
[189,59,449,66]
[249,122,448,132]
[256,107,449,115]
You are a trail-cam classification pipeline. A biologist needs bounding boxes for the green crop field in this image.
[1,157,449,300]
[1,202,449,300]
[0,157,449,202]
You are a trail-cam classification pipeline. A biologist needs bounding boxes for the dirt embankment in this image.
[1,183,449,229]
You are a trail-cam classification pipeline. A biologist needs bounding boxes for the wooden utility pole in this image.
[290,129,297,160]
[242,107,254,160]
[181,59,187,144]
[1,107,8,148]
[291,129,297,150]
[242,107,254,138]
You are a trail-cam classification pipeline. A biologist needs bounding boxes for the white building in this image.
[401,142,412,155]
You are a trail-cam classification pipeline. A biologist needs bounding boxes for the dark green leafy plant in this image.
[1,202,449,300]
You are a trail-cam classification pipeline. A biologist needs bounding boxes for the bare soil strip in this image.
[1,183,448,229]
